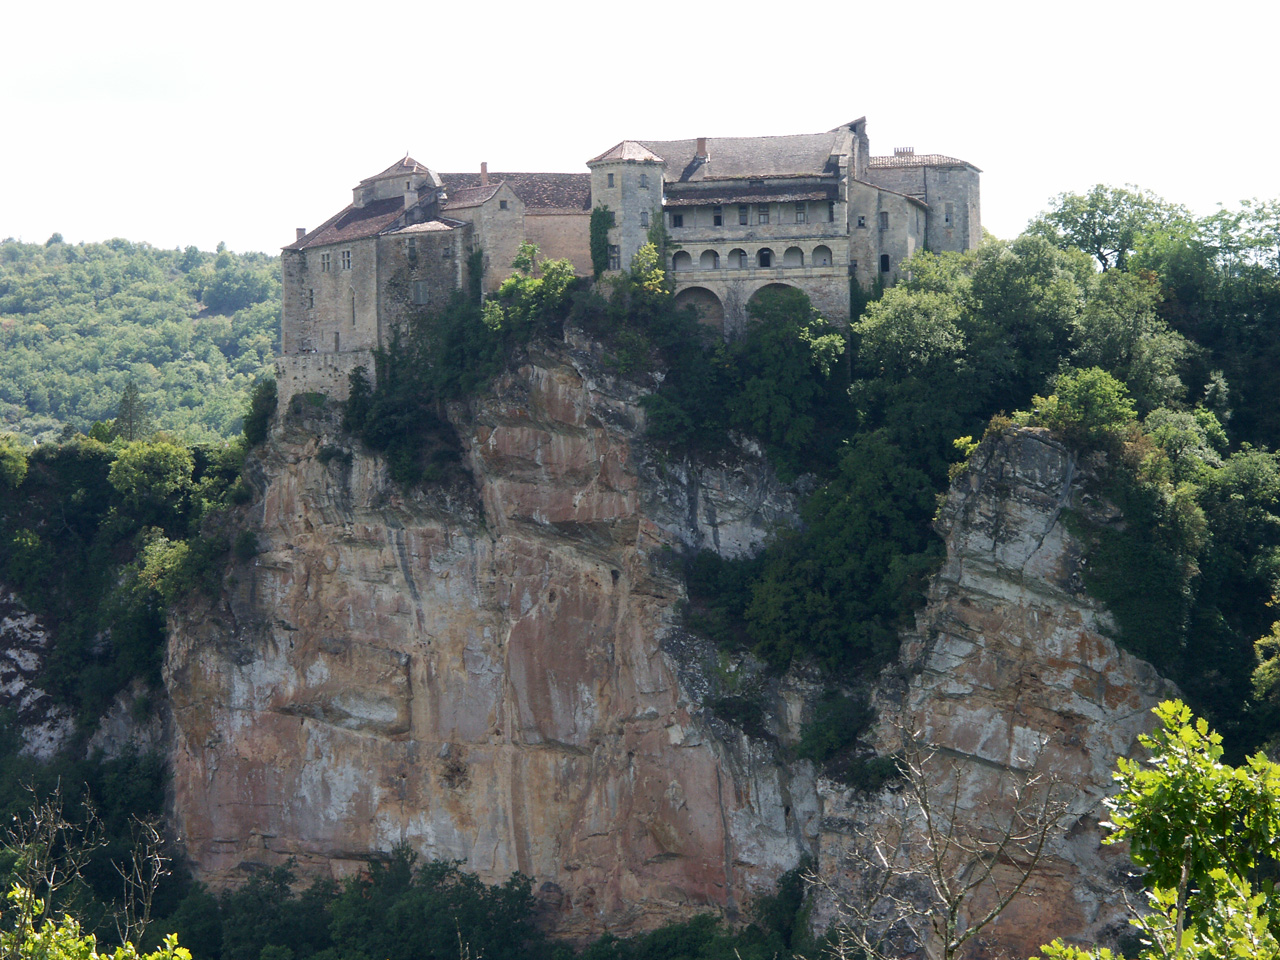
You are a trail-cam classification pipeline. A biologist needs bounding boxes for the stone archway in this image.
[673,286,725,331]
[746,282,800,320]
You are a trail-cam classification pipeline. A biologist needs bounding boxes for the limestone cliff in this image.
[166,333,811,938]
[164,337,1172,952]
[812,429,1175,957]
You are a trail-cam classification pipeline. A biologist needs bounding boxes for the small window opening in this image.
[407,238,417,263]
[639,172,648,189]
[320,252,331,271]
[880,254,891,273]
[713,205,723,227]
[739,205,749,225]
[607,172,615,188]
[671,213,684,228]
[341,249,352,269]
[856,215,866,229]
[412,280,430,305]
[608,245,621,271]
[757,204,769,224]
[334,331,340,351]
[639,210,649,227]
[944,202,954,226]
[499,199,508,210]
[795,202,806,224]
[828,201,836,223]
[879,211,889,230]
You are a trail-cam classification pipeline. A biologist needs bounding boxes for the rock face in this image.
[812,429,1175,957]
[165,335,811,938]
[0,589,74,760]
[164,336,1172,952]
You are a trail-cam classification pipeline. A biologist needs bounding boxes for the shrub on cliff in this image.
[1034,700,1280,959]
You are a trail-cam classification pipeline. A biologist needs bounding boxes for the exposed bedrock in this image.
[164,335,1172,951]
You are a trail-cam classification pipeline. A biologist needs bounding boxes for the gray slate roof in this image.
[637,133,842,182]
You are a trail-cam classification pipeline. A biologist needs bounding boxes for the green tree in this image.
[107,441,194,516]
[1015,367,1137,448]
[0,887,191,960]
[0,436,28,490]
[1030,184,1188,271]
[112,382,151,443]
[590,205,613,279]
[1034,700,1280,959]
[241,378,277,446]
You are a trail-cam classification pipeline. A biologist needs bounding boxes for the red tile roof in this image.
[360,155,438,184]
[440,173,591,211]
[869,154,979,170]
[283,196,405,251]
[587,141,665,164]
[442,183,502,210]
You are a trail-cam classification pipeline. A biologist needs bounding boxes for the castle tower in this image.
[586,142,666,272]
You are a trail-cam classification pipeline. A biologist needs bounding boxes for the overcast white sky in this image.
[3,0,1275,254]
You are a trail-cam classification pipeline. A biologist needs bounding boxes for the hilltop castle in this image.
[277,118,980,402]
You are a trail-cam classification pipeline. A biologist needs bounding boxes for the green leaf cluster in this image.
[1035,700,1280,959]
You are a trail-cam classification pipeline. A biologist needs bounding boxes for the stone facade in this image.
[278,120,979,400]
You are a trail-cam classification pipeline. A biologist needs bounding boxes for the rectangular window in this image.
[944,202,954,226]
[412,280,430,305]
[671,213,684,228]
[406,238,417,263]
[795,202,806,224]
[320,252,331,271]
[607,173,615,188]
[880,254,891,272]
[307,288,314,309]
[738,250,748,268]
[828,201,836,223]
[499,199,508,210]
[712,205,723,227]
[856,215,866,229]
[739,205,749,225]
[341,250,352,269]
[879,211,889,230]
[639,210,649,227]
[757,204,769,224]
[639,173,648,189]
[608,245,621,271]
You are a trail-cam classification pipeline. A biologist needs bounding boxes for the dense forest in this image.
[0,236,280,444]
[3,186,1280,959]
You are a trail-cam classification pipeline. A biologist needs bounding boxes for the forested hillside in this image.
[0,237,280,444]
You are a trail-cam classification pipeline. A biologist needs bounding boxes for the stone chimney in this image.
[894,146,915,156]
[480,162,489,186]
[296,228,306,241]
[695,137,708,160]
